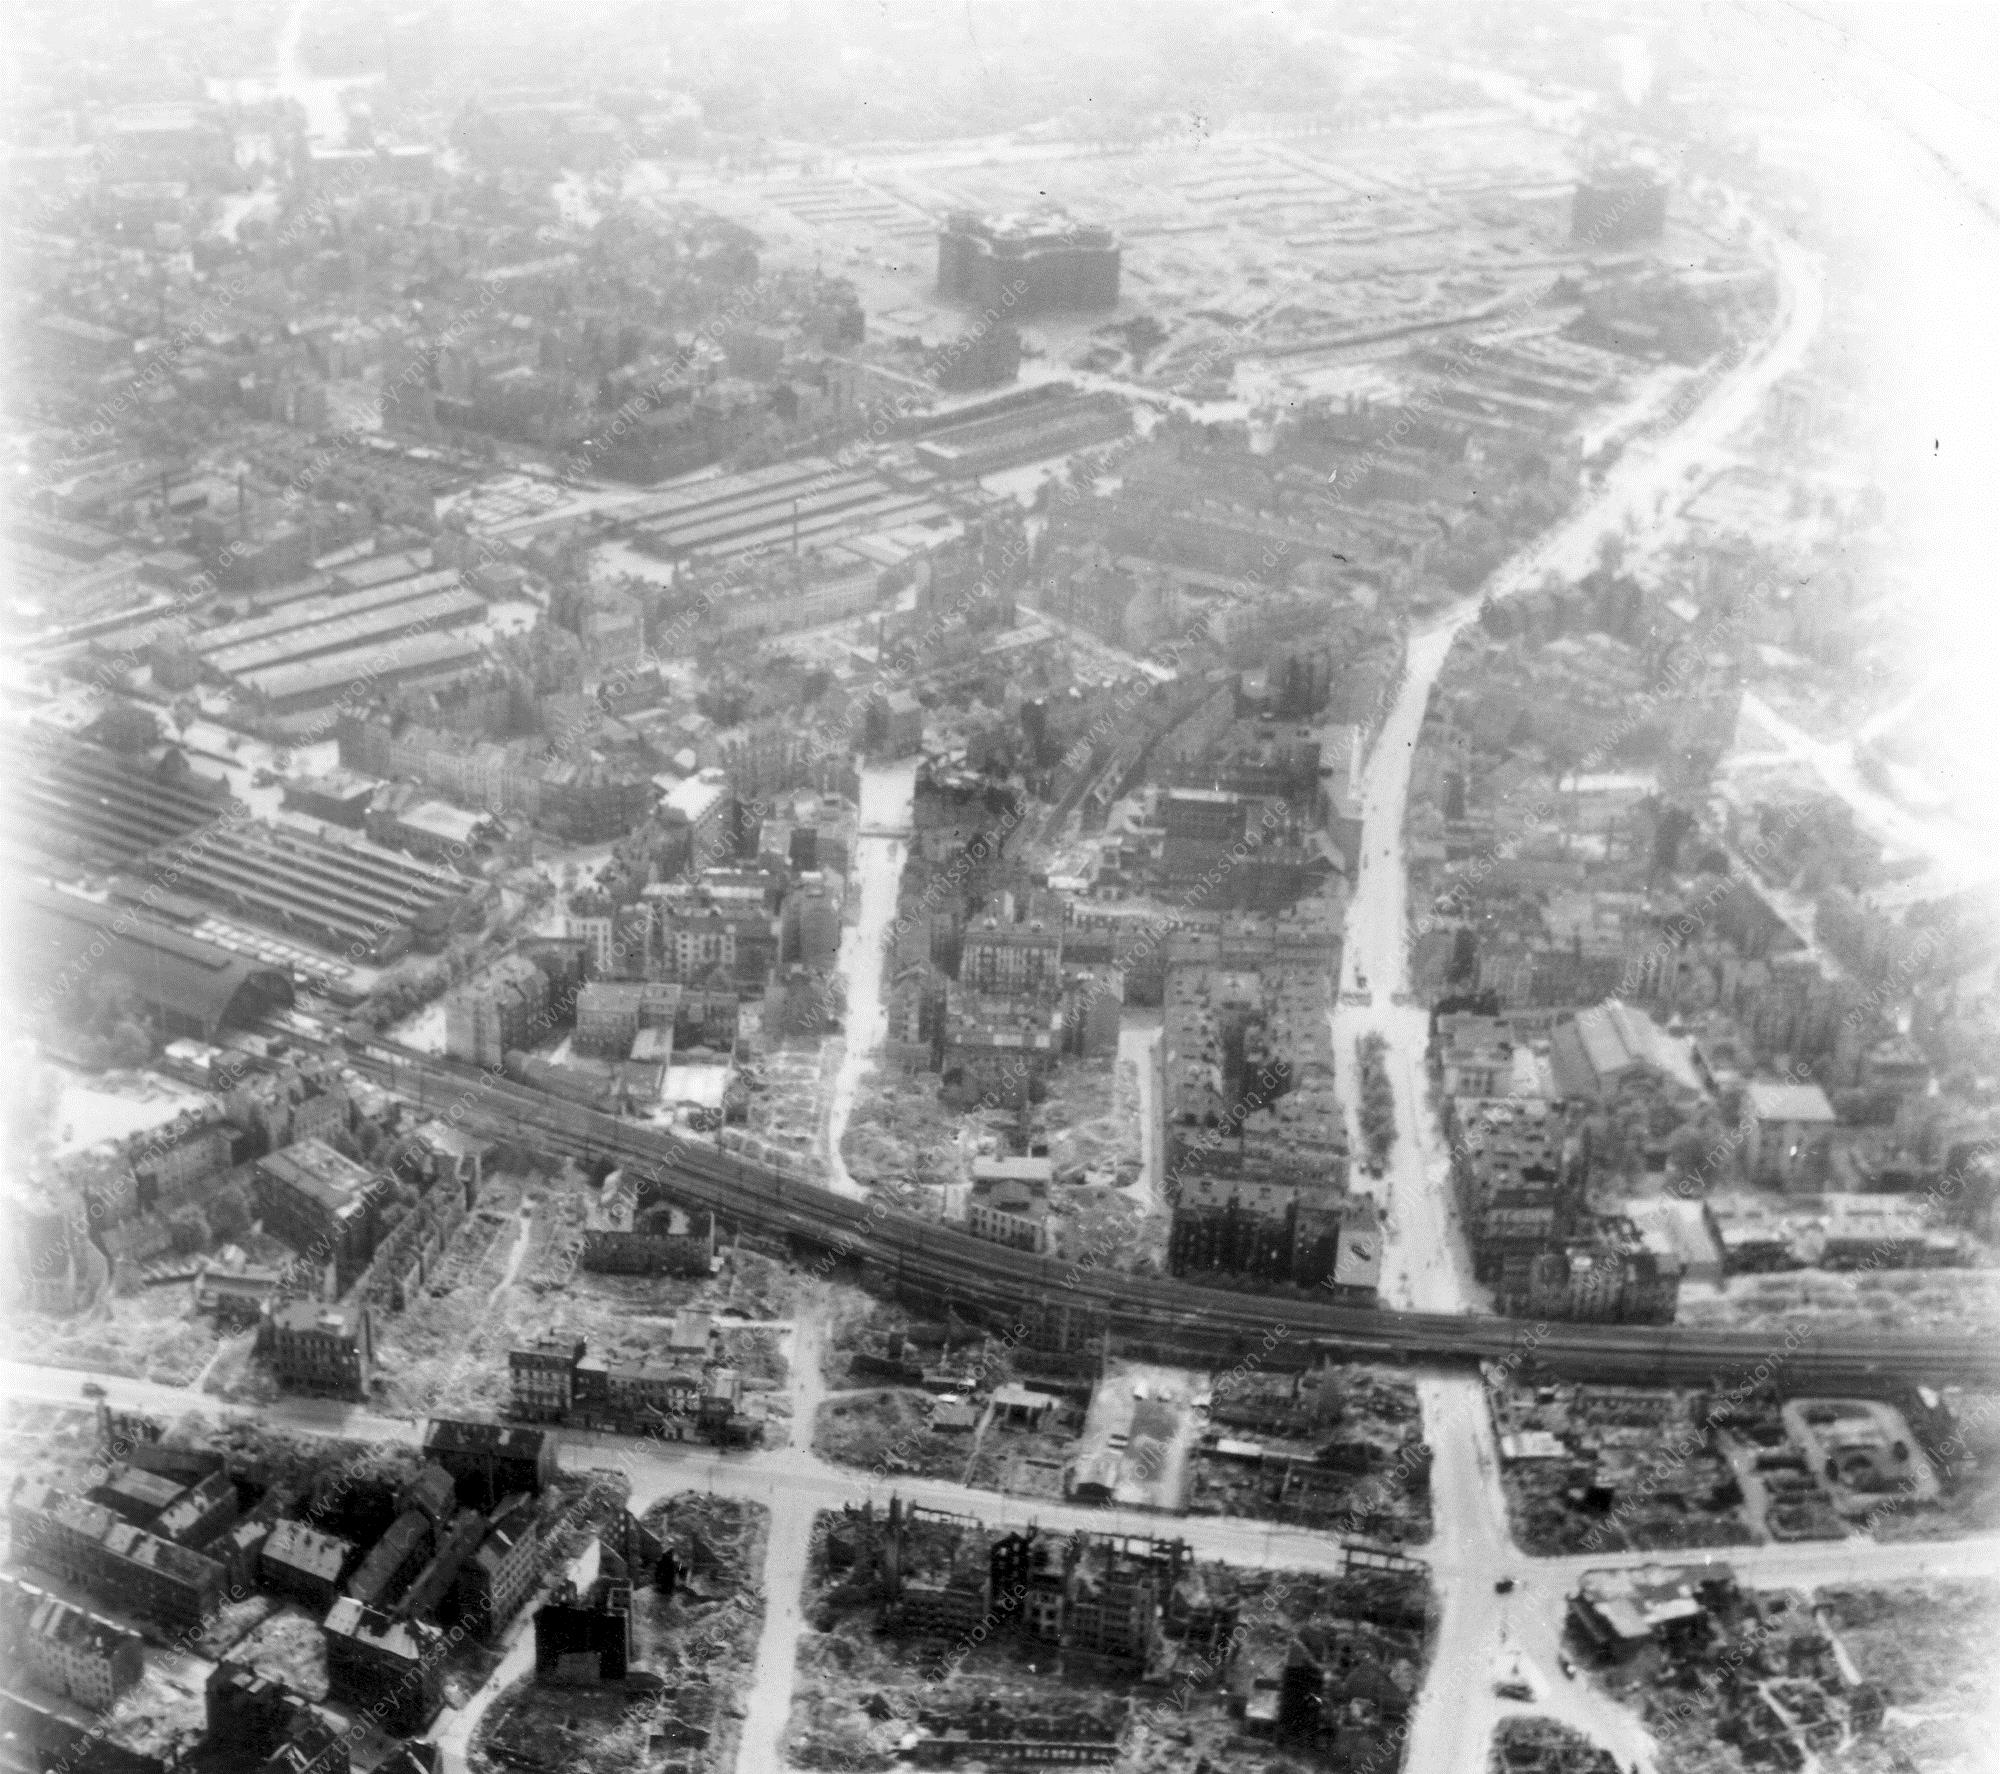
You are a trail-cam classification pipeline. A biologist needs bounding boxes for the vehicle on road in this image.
[1494,1576,1515,1594]
[80,1382,106,1399]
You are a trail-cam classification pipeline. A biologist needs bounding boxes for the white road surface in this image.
[1333,204,1829,1774]
[823,760,917,1199]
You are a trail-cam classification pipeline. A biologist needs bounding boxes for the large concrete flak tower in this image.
[936,211,1121,315]
[1570,170,1667,248]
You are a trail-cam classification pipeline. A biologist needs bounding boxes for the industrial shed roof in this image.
[20,883,293,1037]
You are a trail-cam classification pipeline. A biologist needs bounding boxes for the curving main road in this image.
[1343,202,1831,1774]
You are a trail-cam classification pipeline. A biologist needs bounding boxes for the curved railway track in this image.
[341,1037,2000,1391]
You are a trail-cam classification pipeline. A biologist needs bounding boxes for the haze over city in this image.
[4,5,1999,1774]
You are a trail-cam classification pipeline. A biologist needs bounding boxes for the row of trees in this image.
[1357,1033,1397,1170]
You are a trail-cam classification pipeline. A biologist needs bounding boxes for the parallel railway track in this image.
[339,1037,2000,1392]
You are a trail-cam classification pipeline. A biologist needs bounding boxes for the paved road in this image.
[11,1340,2000,1774]
[15,1359,1996,1602]
[1331,201,1830,1774]
[824,760,918,1201]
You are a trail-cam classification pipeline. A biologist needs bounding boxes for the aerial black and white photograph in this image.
[3,2,1998,1771]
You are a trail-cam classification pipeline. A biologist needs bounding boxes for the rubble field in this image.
[1677,1268,2000,1340]
[1492,1381,1758,1557]
[814,1388,980,1483]
[1187,1366,1432,1542]
[357,1168,798,1419]
[0,1398,125,1495]
[788,1502,1434,1774]
[839,1061,971,1203]
[1041,1055,1144,1190]
[1809,1582,2000,1774]
[1857,1390,2000,1543]
[1490,1717,1620,1774]
[15,1281,223,1388]
[468,1494,767,1774]
[839,1054,1159,1267]
[1610,1580,2000,1774]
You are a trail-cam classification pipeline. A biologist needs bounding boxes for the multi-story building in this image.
[660,769,734,873]
[1168,1176,1349,1290]
[344,1509,433,1610]
[424,1420,557,1511]
[1434,1013,1521,1099]
[533,1576,631,1685]
[448,1494,542,1639]
[573,980,680,1058]
[579,587,644,677]
[260,1521,354,1613]
[85,1463,183,1529]
[579,1172,716,1277]
[782,876,843,968]
[940,1008,1061,1110]
[964,1159,1054,1254]
[1160,789,1247,883]
[1447,1098,1583,1284]
[443,954,551,1069]
[1061,1547,1163,1668]
[602,1363,702,1428]
[1500,1240,1680,1325]
[509,1335,588,1422]
[1162,954,1347,1195]
[202,1658,350,1774]
[124,1115,233,1217]
[149,1469,238,1548]
[7,1482,227,1630]
[322,1600,444,1736]
[288,1079,350,1148]
[1061,965,1124,1058]
[564,892,620,976]
[1739,1079,1839,1190]
[252,1139,381,1293]
[508,1334,703,1431]
[399,1509,491,1628]
[960,918,1063,999]
[261,1299,374,1399]
[0,1579,145,1711]
[654,906,731,983]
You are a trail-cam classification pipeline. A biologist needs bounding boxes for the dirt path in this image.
[485,1203,534,1307]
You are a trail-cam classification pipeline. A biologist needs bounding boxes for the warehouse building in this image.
[204,586,484,681]
[192,570,466,663]
[239,629,488,716]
